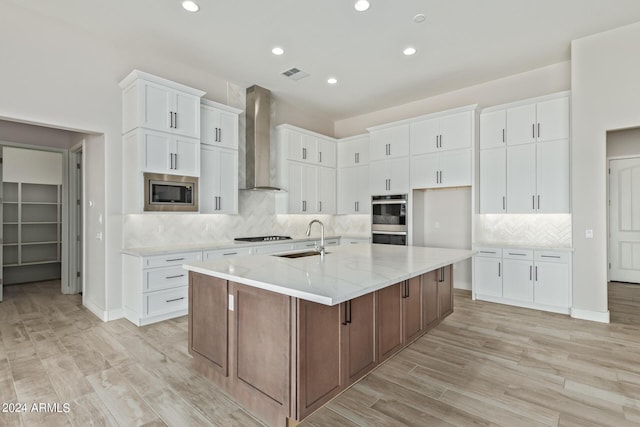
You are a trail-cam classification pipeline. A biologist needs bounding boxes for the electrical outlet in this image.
[586,229,594,239]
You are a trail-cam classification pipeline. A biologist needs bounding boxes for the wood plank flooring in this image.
[2,280,640,426]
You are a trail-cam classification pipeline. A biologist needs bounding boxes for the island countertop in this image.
[183,243,475,305]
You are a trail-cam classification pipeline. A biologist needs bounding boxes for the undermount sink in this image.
[274,250,330,259]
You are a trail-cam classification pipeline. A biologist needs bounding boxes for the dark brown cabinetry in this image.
[189,273,228,375]
[377,283,404,362]
[342,293,377,385]
[403,275,424,343]
[422,270,439,331]
[438,265,453,318]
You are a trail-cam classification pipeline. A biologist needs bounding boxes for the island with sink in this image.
[183,241,474,426]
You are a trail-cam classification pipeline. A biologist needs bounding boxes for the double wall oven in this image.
[371,194,407,245]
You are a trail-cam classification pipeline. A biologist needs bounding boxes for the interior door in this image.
[610,157,640,283]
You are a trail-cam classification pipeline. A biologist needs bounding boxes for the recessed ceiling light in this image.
[272,47,285,56]
[403,47,417,56]
[414,14,426,23]
[182,1,199,12]
[354,0,370,12]
[327,77,338,85]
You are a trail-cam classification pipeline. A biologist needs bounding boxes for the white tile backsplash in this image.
[475,214,572,248]
[123,191,371,248]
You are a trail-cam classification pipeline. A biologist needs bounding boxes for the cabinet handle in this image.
[342,302,348,325]
[302,147,307,160]
[169,153,173,169]
[503,196,506,211]
[502,129,505,143]
[439,171,442,184]
[440,134,443,148]
[532,195,535,210]
[319,151,322,163]
[166,297,185,303]
[535,266,538,281]
[347,300,352,324]
[355,201,358,212]
[174,153,178,170]
[541,255,561,259]
[537,123,540,139]
[529,266,532,280]
[537,195,540,210]
[169,112,174,129]
[498,262,501,277]
[532,123,535,139]
[218,127,222,142]
[479,251,496,254]
[223,252,237,256]
[302,200,306,212]
[216,196,219,210]
[165,274,185,279]
[355,152,359,164]
[319,201,322,212]
[508,252,527,256]
[166,257,185,262]
[174,112,178,129]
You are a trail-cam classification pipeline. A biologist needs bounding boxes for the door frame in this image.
[0,140,70,293]
[69,141,84,295]
[607,154,640,282]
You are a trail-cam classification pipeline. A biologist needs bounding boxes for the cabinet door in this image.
[140,130,172,173]
[303,165,318,213]
[536,139,569,213]
[199,146,220,213]
[480,109,506,149]
[534,261,569,308]
[288,131,316,163]
[317,138,336,168]
[288,162,304,213]
[317,166,336,214]
[217,149,238,214]
[297,300,343,419]
[337,167,356,214]
[189,273,228,375]
[142,81,172,132]
[338,137,370,167]
[480,148,506,213]
[403,276,423,343]
[439,149,471,187]
[502,258,534,303]
[439,111,472,151]
[536,96,569,143]
[506,103,536,145]
[341,293,377,386]
[355,165,371,214]
[409,118,439,155]
[174,92,201,139]
[422,270,439,330]
[438,266,453,318]
[377,283,403,362]
[370,161,389,195]
[410,153,439,189]
[174,135,200,176]
[200,105,219,146]
[217,110,239,149]
[389,158,410,194]
[370,125,409,160]
[474,257,502,298]
[506,144,536,213]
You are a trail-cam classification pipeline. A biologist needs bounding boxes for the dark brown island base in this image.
[188,265,454,426]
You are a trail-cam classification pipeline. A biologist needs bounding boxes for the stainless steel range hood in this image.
[243,85,281,191]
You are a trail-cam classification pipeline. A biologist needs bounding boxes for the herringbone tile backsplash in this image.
[475,214,572,247]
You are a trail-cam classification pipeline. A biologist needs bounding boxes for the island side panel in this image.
[422,270,440,331]
[230,281,292,427]
[439,265,454,318]
[342,292,377,386]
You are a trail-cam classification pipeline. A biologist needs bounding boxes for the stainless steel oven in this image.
[144,173,198,212]
[371,194,407,245]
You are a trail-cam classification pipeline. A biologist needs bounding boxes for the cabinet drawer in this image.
[144,251,202,268]
[144,266,188,292]
[144,286,188,317]
[253,243,295,255]
[503,249,533,260]
[294,241,319,250]
[204,247,253,260]
[534,251,569,263]
[475,247,502,258]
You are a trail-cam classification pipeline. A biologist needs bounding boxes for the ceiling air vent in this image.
[282,67,309,81]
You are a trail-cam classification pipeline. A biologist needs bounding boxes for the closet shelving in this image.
[2,182,62,284]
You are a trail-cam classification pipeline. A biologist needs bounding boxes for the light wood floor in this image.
[609,281,640,325]
[3,281,640,426]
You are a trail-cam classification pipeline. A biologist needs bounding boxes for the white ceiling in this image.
[13,0,640,120]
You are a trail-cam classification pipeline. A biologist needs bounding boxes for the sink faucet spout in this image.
[306,219,325,257]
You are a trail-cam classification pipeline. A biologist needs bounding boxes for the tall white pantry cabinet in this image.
[474,91,572,314]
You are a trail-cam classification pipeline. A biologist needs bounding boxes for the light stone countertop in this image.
[183,244,475,306]
[121,235,364,257]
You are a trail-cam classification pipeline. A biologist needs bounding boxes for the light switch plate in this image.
[586,229,594,239]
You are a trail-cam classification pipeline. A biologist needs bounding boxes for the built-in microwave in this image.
[144,173,198,212]
[371,194,408,245]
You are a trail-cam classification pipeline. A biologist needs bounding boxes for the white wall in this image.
[571,21,640,321]
[3,147,62,184]
[334,62,571,137]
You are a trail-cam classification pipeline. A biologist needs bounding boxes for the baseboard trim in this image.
[107,308,124,321]
[571,307,610,323]
[83,299,108,322]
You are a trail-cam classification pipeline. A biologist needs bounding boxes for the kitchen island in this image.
[183,244,474,426]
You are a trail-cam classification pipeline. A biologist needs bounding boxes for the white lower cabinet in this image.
[203,247,253,260]
[341,237,370,245]
[123,250,202,326]
[473,246,571,314]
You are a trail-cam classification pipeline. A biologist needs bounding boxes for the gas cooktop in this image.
[234,235,292,242]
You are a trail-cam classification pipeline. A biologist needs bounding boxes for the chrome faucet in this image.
[306,219,325,257]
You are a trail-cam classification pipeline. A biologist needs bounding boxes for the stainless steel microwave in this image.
[144,173,198,212]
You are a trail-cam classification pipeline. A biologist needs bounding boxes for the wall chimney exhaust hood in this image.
[243,85,281,191]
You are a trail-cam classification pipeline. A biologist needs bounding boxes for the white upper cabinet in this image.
[337,165,370,215]
[200,99,242,149]
[280,125,336,167]
[410,111,472,155]
[317,166,336,214]
[370,158,410,195]
[200,145,238,214]
[480,109,506,149]
[317,138,337,168]
[369,125,410,161]
[479,148,506,213]
[411,150,471,189]
[337,135,370,167]
[506,94,569,145]
[120,70,205,139]
[506,144,537,213]
[536,139,570,213]
[134,128,200,177]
